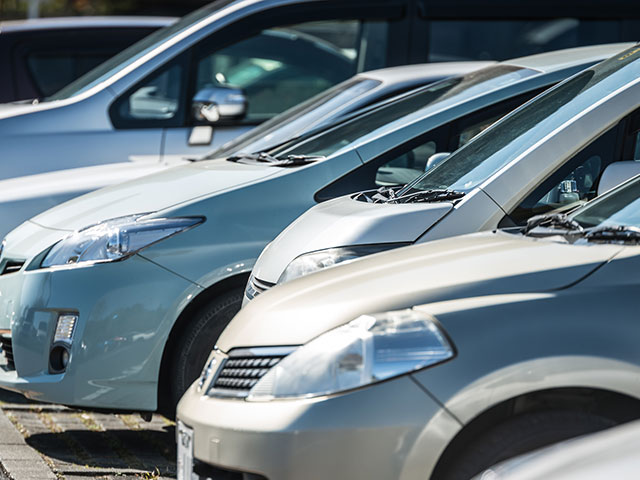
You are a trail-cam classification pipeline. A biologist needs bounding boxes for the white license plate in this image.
[177,421,194,480]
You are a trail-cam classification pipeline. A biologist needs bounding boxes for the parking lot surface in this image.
[0,390,176,480]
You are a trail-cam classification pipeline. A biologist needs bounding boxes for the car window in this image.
[509,127,620,224]
[26,52,113,97]
[571,175,640,228]
[372,98,528,187]
[193,20,375,123]
[47,0,237,101]
[111,58,185,127]
[409,46,640,195]
[277,65,537,159]
[429,19,624,61]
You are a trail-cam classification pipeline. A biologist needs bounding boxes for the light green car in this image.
[178,173,640,480]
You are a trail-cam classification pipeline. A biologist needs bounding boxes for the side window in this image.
[26,52,112,97]
[373,99,527,188]
[111,58,187,128]
[194,20,386,124]
[508,127,621,225]
[428,19,624,61]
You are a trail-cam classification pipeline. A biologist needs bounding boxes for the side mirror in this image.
[192,86,247,124]
[425,152,450,172]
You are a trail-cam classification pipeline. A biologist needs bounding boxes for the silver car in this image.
[0,0,412,180]
[178,168,640,480]
[248,43,640,299]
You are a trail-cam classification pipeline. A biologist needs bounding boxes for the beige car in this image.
[177,172,640,479]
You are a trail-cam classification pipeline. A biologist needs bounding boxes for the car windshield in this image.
[408,45,640,194]
[268,65,538,159]
[46,1,235,101]
[207,77,380,159]
[571,176,640,229]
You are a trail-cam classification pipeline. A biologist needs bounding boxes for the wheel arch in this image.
[156,271,250,416]
[430,386,640,478]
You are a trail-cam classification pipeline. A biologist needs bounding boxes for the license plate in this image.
[177,421,194,480]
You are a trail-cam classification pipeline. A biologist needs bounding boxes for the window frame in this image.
[109,1,409,130]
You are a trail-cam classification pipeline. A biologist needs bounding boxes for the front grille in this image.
[0,334,14,370]
[244,275,275,301]
[1,260,24,275]
[208,346,296,398]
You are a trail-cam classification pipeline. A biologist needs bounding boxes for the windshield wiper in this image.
[525,213,584,235]
[227,152,324,166]
[583,225,640,243]
[355,187,465,204]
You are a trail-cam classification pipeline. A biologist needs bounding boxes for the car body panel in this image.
[477,420,640,480]
[177,374,458,480]
[219,231,622,351]
[29,160,282,231]
[0,253,202,410]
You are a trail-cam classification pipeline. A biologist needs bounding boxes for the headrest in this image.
[597,161,640,196]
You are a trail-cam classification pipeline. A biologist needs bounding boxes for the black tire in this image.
[168,289,243,412]
[438,410,616,480]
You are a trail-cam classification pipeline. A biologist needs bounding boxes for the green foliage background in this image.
[0,0,207,20]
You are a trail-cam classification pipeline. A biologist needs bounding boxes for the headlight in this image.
[278,243,408,284]
[41,215,203,268]
[248,309,454,400]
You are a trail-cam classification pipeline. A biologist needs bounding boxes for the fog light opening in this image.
[49,345,71,373]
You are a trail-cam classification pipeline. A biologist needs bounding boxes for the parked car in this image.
[475,420,640,480]
[178,169,640,480]
[1,0,640,181]
[0,16,176,103]
[247,42,640,299]
[0,45,619,416]
[0,62,482,239]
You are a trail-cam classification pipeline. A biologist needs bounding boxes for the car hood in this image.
[28,159,279,231]
[218,231,623,351]
[252,194,454,283]
[0,157,188,204]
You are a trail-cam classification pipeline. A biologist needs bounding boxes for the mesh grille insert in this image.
[208,347,295,398]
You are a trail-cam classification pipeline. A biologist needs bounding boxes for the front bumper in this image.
[0,254,199,411]
[177,375,461,480]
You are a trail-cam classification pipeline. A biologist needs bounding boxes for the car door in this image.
[108,1,409,160]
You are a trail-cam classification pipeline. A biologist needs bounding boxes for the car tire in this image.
[438,410,616,480]
[168,288,243,412]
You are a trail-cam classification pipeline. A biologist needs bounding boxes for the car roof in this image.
[359,61,496,83]
[505,42,635,73]
[0,16,177,33]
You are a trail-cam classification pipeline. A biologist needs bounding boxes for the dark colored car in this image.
[0,16,176,102]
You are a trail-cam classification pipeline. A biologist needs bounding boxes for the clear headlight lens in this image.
[41,215,203,268]
[248,309,454,400]
[278,243,408,284]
